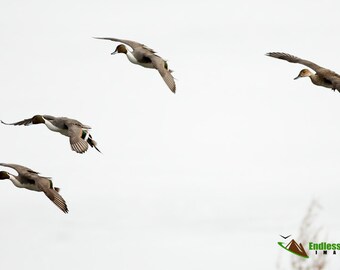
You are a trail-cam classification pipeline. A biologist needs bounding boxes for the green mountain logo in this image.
[278,239,309,258]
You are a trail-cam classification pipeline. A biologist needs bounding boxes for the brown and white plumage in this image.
[0,163,68,213]
[1,115,100,154]
[266,52,340,92]
[94,37,176,93]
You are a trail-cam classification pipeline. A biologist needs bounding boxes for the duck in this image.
[94,37,176,93]
[1,115,101,154]
[0,163,68,213]
[266,52,340,92]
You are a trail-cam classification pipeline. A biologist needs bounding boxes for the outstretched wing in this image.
[36,180,68,213]
[150,56,176,93]
[1,116,36,126]
[1,115,55,126]
[266,52,323,72]
[0,163,39,175]
[94,37,156,53]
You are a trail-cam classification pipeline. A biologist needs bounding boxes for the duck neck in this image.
[8,175,23,188]
[125,50,139,65]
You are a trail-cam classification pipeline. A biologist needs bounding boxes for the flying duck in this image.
[0,163,68,213]
[1,115,101,154]
[94,37,176,93]
[266,52,340,92]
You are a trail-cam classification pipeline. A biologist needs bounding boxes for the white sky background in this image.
[1,0,340,269]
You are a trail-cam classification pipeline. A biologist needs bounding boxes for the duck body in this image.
[309,74,333,88]
[42,116,90,136]
[43,116,69,134]
[0,163,68,213]
[7,173,40,191]
[94,37,176,93]
[1,115,100,154]
[125,50,154,68]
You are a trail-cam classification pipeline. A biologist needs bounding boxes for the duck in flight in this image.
[266,52,340,92]
[0,163,68,213]
[1,115,101,154]
[94,37,176,93]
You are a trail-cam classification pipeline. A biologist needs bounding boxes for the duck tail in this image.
[54,187,60,193]
[87,135,102,153]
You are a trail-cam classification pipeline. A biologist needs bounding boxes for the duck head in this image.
[0,171,10,180]
[111,44,128,55]
[294,69,313,80]
[32,115,45,124]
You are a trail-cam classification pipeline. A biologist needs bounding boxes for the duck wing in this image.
[1,115,39,126]
[94,37,156,53]
[1,115,56,126]
[150,55,176,93]
[0,163,39,175]
[67,125,89,153]
[36,178,68,213]
[266,52,324,72]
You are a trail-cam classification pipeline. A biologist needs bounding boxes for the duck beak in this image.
[111,51,117,55]
[294,75,300,80]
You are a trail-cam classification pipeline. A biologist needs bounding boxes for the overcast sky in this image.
[1,0,340,269]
